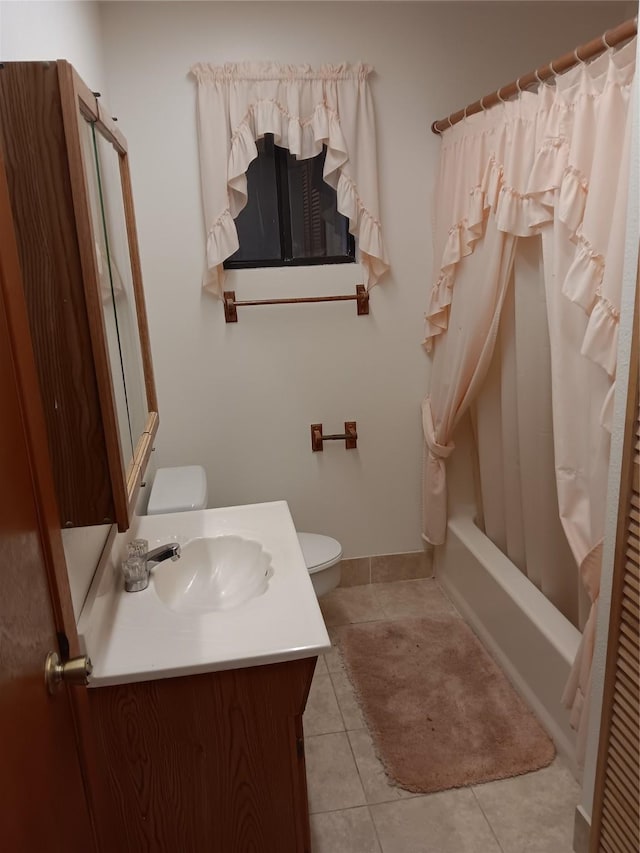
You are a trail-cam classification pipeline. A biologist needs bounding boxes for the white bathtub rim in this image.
[426,513,581,665]
[432,512,582,779]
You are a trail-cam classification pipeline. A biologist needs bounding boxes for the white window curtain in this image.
[423,39,636,758]
[191,62,389,297]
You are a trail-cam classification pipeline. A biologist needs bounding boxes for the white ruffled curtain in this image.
[472,238,587,630]
[423,40,636,757]
[191,62,389,297]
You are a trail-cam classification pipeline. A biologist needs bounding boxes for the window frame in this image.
[223,137,356,270]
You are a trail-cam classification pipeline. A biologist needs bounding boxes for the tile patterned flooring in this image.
[305,579,580,853]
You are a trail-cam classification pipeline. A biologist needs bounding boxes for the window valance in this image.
[190,61,388,297]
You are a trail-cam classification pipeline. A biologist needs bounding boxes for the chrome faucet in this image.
[122,542,181,592]
[146,543,181,568]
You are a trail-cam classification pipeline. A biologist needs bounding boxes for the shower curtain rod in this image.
[431,16,637,134]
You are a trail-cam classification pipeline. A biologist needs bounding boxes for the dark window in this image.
[224,134,355,269]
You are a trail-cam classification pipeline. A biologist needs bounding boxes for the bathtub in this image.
[432,512,581,777]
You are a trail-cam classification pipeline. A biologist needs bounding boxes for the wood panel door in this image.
[0,151,97,851]
[589,269,639,853]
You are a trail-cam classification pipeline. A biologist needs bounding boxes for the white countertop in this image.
[78,501,331,687]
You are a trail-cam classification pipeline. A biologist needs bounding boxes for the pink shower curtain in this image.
[424,40,636,758]
[472,237,586,629]
[422,222,517,546]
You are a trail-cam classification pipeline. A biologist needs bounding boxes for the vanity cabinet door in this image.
[89,658,317,852]
[293,712,314,853]
[0,61,157,530]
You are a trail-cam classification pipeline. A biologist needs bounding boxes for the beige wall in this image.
[100,1,631,558]
[0,0,106,90]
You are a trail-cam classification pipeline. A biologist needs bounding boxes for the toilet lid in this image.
[297,532,343,573]
[147,466,208,515]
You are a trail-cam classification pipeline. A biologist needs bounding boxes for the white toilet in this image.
[147,465,209,515]
[147,466,342,597]
[296,532,342,598]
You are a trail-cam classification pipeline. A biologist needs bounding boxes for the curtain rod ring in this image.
[602,31,613,50]
[534,68,544,85]
[574,47,583,63]
[497,88,506,104]
[446,115,453,128]
[479,96,486,112]
[516,78,522,94]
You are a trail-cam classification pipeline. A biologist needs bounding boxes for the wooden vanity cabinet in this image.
[88,657,316,852]
[0,61,157,530]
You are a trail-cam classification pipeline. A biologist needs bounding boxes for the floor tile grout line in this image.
[305,729,366,817]
[343,715,369,806]
[470,785,506,853]
[309,802,376,817]
[345,730,365,785]
[338,689,386,852]
[331,638,389,807]
[346,728,427,808]
[433,576,465,620]
[366,804,384,852]
[305,668,345,738]
[327,666,350,733]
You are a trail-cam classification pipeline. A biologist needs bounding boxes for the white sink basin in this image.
[79,501,331,687]
[153,535,272,614]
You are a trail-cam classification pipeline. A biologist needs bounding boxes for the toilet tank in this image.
[147,466,208,515]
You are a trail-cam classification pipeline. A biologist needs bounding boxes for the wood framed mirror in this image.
[0,61,158,530]
[66,64,159,523]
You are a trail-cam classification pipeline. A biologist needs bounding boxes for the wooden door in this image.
[589,268,639,852]
[0,152,97,851]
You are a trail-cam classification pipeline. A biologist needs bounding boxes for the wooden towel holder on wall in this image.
[223,285,369,322]
[311,422,358,452]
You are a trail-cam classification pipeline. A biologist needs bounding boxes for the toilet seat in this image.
[297,532,342,574]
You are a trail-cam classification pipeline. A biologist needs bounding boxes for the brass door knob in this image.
[44,651,93,695]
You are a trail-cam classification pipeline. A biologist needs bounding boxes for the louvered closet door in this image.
[589,302,639,852]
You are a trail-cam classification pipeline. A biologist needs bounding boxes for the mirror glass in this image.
[80,118,149,473]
